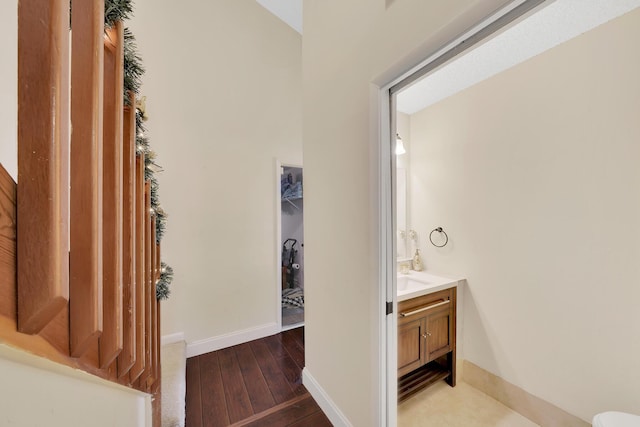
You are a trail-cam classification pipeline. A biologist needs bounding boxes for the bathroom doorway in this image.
[279,164,305,329]
[381,2,553,422]
[381,0,640,425]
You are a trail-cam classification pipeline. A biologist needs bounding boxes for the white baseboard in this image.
[161,332,185,346]
[302,367,352,427]
[186,323,279,358]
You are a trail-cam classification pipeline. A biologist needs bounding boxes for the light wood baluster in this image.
[17,0,70,335]
[154,243,161,386]
[0,165,17,321]
[118,92,137,377]
[129,154,146,381]
[140,182,153,384]
[69,0,105,358]
[100,21,125,368]
[147,216,157,386]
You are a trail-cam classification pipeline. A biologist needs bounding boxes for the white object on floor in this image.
[161,341,186,427]
[593,412,640,427]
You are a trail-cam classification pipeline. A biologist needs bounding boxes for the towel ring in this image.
[429,227,448,248]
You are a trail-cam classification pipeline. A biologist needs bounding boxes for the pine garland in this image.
[150,176,159,207]
[105,0,134,28]
[155,207,167,243]
[144,152,155,181]
[135,107,147,136]
[123,28,145,104]
[156,262,173,301]
[136,134,149,155]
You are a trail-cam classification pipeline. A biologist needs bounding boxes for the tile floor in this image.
[398,381,539,427]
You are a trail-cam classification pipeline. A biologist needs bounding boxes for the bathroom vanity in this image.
[397,272,458,402]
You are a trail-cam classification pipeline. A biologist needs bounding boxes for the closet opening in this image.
[279,164,304,330]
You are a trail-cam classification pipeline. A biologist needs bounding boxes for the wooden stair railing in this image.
[2,1,163,425]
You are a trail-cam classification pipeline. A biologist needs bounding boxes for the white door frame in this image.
[275,159,304,331]
[374,1,549,425]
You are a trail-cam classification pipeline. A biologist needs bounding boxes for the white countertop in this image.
[397,270,462,301]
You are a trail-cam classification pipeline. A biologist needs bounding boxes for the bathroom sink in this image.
[397,277,432,292]
[397,271,461,301]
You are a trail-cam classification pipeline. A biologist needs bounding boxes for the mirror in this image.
[396,167,408,259]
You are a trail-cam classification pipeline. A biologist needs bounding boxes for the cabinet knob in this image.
[422,332,431,338]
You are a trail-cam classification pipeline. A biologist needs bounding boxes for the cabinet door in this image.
[425,308,452,362]
[398,318,425,377]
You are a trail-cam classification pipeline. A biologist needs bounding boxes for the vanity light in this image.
[395,134,406,155]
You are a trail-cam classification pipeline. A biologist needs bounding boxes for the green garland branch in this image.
[123,28,145,104]
[155,207,167,243]
[156,263,173,301]
[105,0,134,28]
[135,102,147,134]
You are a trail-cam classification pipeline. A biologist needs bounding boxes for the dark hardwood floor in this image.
[186,327,331,427]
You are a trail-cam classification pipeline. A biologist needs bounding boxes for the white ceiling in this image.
[255,0,303,34]
[253,0,640,114]
[396,0,640,115]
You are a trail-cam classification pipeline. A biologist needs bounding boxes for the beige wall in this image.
[129,0,302,346]
[409,8,640,421]
[0,0,17,180]
[0,345,150,426]
[302,0,512,424]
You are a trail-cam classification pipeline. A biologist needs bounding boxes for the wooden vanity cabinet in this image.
[398,287,456,401]
[398,317,426,375]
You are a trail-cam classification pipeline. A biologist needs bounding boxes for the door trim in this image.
[374,1,549,425]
